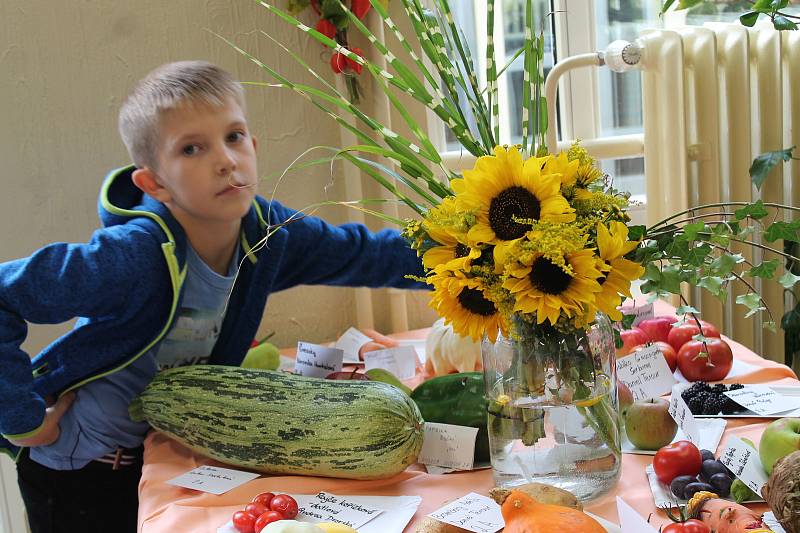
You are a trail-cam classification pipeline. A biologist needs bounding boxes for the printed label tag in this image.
[719,436,768,496]
[620,303,656,326]
[419,422,479,471]
[617,344,677,401]
[294,342,344,378]
[363,346,418,381]
[428,493,504,533]
[723,385,800,416]
[668,393,702,445]
[299,491,385,529]
[334,327,373,364]
[617,496,659,533]
[167,465,259,495]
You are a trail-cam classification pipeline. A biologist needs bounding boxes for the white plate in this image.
[672,384,800,418]
[622,417,727,455]
[645,464,764,508]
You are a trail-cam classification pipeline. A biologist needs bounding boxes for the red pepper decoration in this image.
[351,0,371,19]
[315,18,337,39]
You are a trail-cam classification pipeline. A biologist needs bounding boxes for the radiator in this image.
[545,23,800,363]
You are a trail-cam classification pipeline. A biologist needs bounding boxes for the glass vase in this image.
[481,312,621,501]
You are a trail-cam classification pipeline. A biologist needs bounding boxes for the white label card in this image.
[419,422,479,471]
[668,393,702,445]
[166,465,260,495]
[616,497,659,533]
[620,303,655,326]
[719,436,769,496]
[723,385,800,416]
[294,342,344,378]
[334,327,373,364]
[363,346,418,381]
[616,345,677,401]
[428,492,504,533]
[299,492,385,529]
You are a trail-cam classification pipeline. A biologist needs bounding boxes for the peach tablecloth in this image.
[138,308,798,532]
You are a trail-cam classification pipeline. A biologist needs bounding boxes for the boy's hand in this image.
[7,392,75,447]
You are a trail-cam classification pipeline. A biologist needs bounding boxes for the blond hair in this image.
[118,60,245,169]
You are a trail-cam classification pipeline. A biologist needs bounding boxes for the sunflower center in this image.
[454,243,470,258]
[529,257,572,295]
[488,186,541,241]
[457,287,496,316]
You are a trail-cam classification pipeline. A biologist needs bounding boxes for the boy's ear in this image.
[132,168,171,203]
[251,135,258,151]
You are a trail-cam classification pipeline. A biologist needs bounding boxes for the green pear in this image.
[241,341,280,370]
[364,368,412,395]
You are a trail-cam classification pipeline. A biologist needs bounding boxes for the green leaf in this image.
[746,259,781,279]
[684,244,713,266]
[628,225,647,241]
[644,263,662,282]
[736,292,762,310]
[677,0,703,8]
[710,253,744,276]
[762,320,777,333]
[779,271,800,289]
[661,0,676,12]
[764,220,800,243]
[697,275,725,296]
[676,305,701,315]
[660,267,683,294]
[735,200,769,220]
[682,222,707,241]
[770,0,790,8]
[773,15,798,31]
[749,147,794,190]
[740,11,761,26]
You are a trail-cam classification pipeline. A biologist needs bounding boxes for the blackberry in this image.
[687,396,704,415]
[703,396,726,415]
[711,383,727,394]
[722,398,744,415]
[728,383,744,391]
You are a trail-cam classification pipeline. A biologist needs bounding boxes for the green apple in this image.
[624,398,678,450]
[759,417,800,475]
[364,368,412,395]
[241,341,280,370]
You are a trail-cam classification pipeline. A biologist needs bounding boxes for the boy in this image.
[0,61,426,533]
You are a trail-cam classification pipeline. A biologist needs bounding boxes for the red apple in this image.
[667,322,721,352]
[624,398,678,451]
[631,341,678,373]
[617,378,634,419]
[617,328,650,356]
[637,316,678,343]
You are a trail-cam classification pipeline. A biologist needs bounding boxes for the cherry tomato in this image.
[244,502,269,518]
[232,510,257,533]
[677,338,733,382]
[653,440,702,484]
[252,492,275,508]
[270,494,299,519]
[662,519,711,533]
[315,18,337,40]
[330,52,347,74]
[254,511,285,533]
[667,322,720,352]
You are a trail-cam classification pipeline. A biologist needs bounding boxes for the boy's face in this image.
[144,96,258,227]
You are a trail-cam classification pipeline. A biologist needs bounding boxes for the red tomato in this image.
[637,316,677,343]
[667,322,720,352]
[653,440,702,484]
[662,520,710,533]
[232,510,257,533]
[330,52,347,74]
[315,18,337,40]
[617,328,650,356]
[631,341,677,373]
[677,338,733,382]
[252,492,275,507]
[254,511,285,533]
[270,494,299,519]
[244,502,269,518]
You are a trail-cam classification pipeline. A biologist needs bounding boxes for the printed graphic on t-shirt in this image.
[156,308,223,370]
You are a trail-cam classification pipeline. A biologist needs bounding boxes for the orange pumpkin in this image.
[499,489,606,533]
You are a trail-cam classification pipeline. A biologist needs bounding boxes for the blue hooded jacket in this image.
[0,165,426,458]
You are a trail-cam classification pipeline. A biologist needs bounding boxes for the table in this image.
[137,307,798,532]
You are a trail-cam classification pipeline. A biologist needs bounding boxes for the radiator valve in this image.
[603,40,642,72]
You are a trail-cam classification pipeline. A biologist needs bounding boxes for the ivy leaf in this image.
[660,267,683,294]
[710,253,744,276]
[684,244,713,266]
[676,305,700,315]
[644,263,662,282]
[736,293,763,317]
[779,271,800,289]
[762,320,777,333]
[628,225,646,241]
[746,259,780,279]
[734,200,769,220]
[682,222,707,241]
[764,220,800,243]
[667,238,691,258]
[770,0,789,9]
[740,11,761,26]
[773,16,798,31]
[749,147,794,190]
[697,275,725,296]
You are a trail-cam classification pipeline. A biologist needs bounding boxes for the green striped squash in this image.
[129,365,424,480]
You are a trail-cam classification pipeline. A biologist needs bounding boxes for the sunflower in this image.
[452,146,575,250]
[502,249,604,326]
[428,268,505,342]
[421,197,480,270]
[595,221,645,320]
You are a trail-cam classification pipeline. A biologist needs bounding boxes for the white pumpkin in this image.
[424,318,482,375]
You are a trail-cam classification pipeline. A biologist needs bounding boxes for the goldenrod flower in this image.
[453,146,575,249]
[502,249,604,326]
[428,268,505,342]
[421,198,479,269]
[595,221,645,320]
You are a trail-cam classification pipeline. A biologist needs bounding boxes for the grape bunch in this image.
[681,381,746,415]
